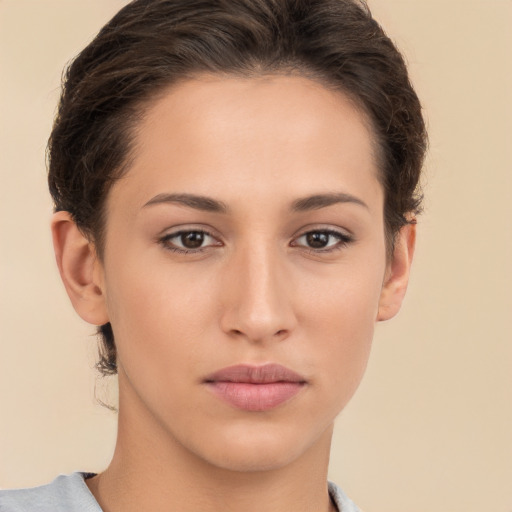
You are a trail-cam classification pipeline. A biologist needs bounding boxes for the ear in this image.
[377,222,416,321]
[51,211,109,326]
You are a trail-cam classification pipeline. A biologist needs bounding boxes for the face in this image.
[95,75,391,471]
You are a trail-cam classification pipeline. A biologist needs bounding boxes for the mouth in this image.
[204,363,307,412]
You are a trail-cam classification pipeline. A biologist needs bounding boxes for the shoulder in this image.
[0,472,102,512]
[328,481,363,512]
[1,475,357,512]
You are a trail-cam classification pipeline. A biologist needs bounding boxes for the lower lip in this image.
[206,382,305,411]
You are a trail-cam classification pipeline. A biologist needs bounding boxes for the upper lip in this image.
[204,363,307,384]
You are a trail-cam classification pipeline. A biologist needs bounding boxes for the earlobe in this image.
[51,211,109,326]
[377,222,416,322]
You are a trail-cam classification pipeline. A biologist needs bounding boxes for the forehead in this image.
[135,74,376,162]
[113,74,381,214]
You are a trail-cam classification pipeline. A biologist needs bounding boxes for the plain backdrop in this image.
[1,1,511,511]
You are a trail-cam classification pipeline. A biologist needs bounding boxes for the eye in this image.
[159,229,221,253]
[292,229,353,252]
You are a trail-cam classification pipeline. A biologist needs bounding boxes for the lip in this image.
[204,364,307,412]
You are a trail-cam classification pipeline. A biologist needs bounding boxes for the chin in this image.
[192,421,331,473]
[204,443,302,473]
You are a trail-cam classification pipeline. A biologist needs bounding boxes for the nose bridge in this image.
[220,237,296,342]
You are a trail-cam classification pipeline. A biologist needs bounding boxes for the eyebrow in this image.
[291,192,368,212]
[142,191,368,214]
[143,193,229,213]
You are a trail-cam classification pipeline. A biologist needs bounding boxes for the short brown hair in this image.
[48,0,427,376]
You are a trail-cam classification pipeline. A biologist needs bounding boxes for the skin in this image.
[52,74,415,512]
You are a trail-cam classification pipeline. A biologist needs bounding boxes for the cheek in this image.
[300,254,384,337]
[103,255,218,378]
[317,289,376,378]
[299,260,385,401]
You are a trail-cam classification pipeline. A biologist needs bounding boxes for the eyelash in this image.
[291,229,353,254]
[158,228,354,255]
[159,229,219,254]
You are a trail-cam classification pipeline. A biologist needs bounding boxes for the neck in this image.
[87,374,337,512]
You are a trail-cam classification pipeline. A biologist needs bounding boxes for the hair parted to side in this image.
[48,0,427,377]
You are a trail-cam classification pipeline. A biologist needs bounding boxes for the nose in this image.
[219,243,297,344]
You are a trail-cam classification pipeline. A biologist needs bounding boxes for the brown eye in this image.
[306,232,329,248]
[180,231,205,249]
[160,229,220,253]
[292,229,353,252]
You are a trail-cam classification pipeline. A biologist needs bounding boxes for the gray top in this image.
[0,472,361,511]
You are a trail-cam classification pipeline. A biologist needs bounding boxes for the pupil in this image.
[306,232,328,248]
[181,232,204,249]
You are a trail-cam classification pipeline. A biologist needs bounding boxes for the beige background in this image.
[1,1,511,510]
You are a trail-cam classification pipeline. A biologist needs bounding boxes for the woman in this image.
[0,0,426,510]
